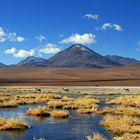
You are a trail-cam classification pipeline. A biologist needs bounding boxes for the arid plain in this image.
[0,65,140,86]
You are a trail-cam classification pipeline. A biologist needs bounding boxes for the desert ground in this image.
[0,66,140,86]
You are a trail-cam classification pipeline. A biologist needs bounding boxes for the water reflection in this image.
[0,98,113,140]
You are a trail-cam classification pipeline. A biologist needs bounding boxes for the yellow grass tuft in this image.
[51,110,69,119]
[77,107,97,114]
[47,100,67,108]
[26,106,50,116]
[87,132,105,140]
[98,106,140,117]
[113,133,140,140]
[107,95,140,107]
[100,114,140,135]
[0,100,19,108]
[0,118,29,131]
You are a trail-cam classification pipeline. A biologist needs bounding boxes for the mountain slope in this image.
[17,56,48,67]
[105,55,139,65]
[47,44,122,68]
[0,62,6,67]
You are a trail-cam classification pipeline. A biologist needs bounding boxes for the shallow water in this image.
[0,98,113,140]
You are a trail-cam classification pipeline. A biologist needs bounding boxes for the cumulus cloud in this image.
[5,47,17,54]
[0,27,7,42]
[13,49,35,58]
[5,47,35,58]
[0,27,25,43]
[39,43,61,54]
[35,35,46,43]
[83,13,99,20]
[98,23,123,31]
[59,33,96,45]
[5,43,61,58]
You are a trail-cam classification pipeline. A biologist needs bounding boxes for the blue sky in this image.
[0,0,140,64]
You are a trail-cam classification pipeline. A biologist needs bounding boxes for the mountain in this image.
[105,55,139,65]
[17,44,123,68]
[17,56,48,67]
[0,62,6,67]
[47,44,121,68]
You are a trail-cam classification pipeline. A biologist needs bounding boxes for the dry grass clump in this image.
[87,132,105,140]
[0,117,6,126]
[62,95,99,112]
[63,104,80,110]
[0,117,29,131]
[107,95,140,107]
[61,96,74,102]
[51,110,69,119]
[0,100,19,108]
[72,96,99,114]
[113,133,140,140]
[77,107,97,114]
[26,106,50,117]
[98,106,140,117]
[47,100,68,108]
[14,93,62,105]
[0,92,11,97]
[100,114,140,135]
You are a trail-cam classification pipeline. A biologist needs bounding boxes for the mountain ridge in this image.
[0,44,139,68]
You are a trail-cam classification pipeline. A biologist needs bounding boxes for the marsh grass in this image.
[14,93,62,105]
[0,100,19,108]
[87,132,105,140]
[107,95,140,107]
[113,133,140,140]
[47,100,68,108]
[0,118,29,131]
[51,110,69,119]
[26,106,50,117]
[100,114,140,135]
[98,106,140,117]
[77,107,97,114]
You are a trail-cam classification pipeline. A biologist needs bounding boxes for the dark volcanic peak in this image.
[16,44,129,68]
[17,56,48,67]
[69,44,92,52]
[105,55,139,65]
[47,44,122,68]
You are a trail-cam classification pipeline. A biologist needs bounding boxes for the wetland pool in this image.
[0,95,114,140]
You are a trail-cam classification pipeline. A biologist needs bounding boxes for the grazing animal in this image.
[63,88,69,92]
[35,88,41,92]
[124,88,129,92]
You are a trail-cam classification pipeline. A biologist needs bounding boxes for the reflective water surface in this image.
[0,95,113,140]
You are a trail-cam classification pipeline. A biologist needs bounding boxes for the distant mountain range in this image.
[0,62,6,67]
[105,55,139,65]
[0,44,139,68]
[17,56,48,67]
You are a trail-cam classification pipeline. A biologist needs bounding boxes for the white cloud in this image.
[36,35,46,43]
[5,47,17,54]
[83,13,99,20]
[39,43,61,54]
[0,27,25,43]
[13,49,35,58]
[99,23,123,31]
[59,33,96,45]
[0,27,7,42]
[8,33,25,42]
[5,43,61,58]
